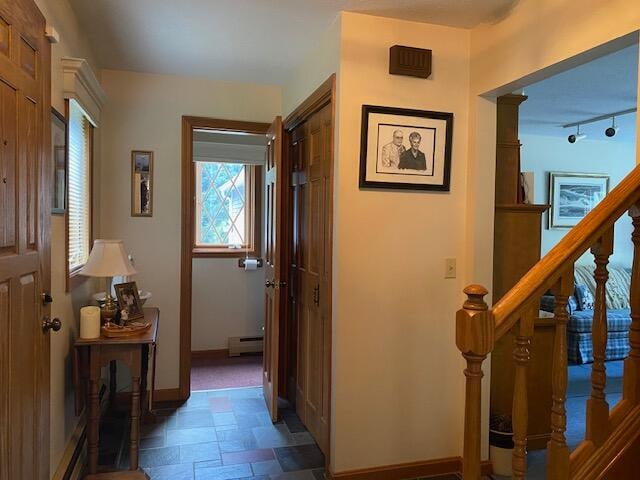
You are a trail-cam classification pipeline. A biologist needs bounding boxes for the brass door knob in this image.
[265,279,275,288]
[42,316,62,333]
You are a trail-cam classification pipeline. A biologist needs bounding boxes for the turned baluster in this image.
[624,206,640,403]
[586,228,614,445]
[512,306,535,480]
[547,268,573,480]
[456,285,494,480]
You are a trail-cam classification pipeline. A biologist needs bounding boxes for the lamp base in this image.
[101,292,118,326]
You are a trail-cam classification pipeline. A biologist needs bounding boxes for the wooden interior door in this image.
[292,103,332,453]
[0,0,52,478]
[263,116,283,421]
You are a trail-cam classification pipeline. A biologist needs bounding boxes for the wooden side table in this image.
[74,307,159,477]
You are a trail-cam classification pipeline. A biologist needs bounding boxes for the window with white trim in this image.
[67,99,92,277]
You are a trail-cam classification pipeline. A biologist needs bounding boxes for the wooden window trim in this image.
[65,99,94,292]
[191,163,262,258]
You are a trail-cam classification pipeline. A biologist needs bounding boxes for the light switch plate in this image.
[445,258,456,279]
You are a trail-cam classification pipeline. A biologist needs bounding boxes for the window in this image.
[193,160,260,255]
[66,99,93,286]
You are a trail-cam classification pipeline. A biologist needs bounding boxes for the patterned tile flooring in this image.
[101,387,326,479]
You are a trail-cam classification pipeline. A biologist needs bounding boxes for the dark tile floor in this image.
[100,387,326,479]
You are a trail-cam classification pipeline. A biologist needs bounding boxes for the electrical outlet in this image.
[445,258,456,279]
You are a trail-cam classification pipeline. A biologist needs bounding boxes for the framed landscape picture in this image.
[548,172,610,229]
[359,105,453,191]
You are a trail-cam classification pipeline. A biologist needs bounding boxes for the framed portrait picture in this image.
[114,281,145,321]
[51,108,66,214]
[359,105,453,191]
[548,172,610,229]
[131,150,153,217]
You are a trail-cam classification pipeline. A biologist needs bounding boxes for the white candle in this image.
[80,306,101,339]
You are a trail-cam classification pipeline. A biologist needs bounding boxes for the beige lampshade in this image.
[80,239,137,277]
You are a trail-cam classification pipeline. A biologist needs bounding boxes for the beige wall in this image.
[99,69,281,389]
[33,0,102,476]
[331,12,470,472]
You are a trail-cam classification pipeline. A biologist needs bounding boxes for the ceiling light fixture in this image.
[568,124,586,144]
[605,116,618,137]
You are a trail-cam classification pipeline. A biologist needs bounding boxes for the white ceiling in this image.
[68,0,517,85]
[519,44,638,143]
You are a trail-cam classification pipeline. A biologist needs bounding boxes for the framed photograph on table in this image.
[548,172,610,229]
[359,105,453,191]
[131,150,153,217]
[51,108,66,214]
[114,281,144,321]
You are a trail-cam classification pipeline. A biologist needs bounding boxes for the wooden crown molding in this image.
[61,57,106,126]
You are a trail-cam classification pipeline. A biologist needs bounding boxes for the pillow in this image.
[574,264,631,310]
[575,284,595,311]
[540,294,578,314]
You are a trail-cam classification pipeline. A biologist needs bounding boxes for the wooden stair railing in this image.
[457,164,640,479]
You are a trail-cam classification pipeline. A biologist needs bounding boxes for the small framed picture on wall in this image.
[131,150,153,217]
[51,108,67,214]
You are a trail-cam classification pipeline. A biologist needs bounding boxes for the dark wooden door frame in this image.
[281,74,336,467]
[179,116,271,401]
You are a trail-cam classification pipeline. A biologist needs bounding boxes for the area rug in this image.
[191,354,263,391]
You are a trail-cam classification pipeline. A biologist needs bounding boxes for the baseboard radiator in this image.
[228,336,264,356]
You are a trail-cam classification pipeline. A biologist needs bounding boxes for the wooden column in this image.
[547,269,573,480]
[586,229,614,446]
[624,206,640,403]
[456,285,494,480]
[512,307,535,479]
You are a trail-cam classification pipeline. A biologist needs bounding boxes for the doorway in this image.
[489,39,638,478]
[177,75,335,464]
[180,117,270,395]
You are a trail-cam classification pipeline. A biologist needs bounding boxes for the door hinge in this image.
[313,285,320,306]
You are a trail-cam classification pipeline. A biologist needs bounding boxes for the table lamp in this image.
[80,239,137,325]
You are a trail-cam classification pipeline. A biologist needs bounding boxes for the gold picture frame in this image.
[131,150,153,217]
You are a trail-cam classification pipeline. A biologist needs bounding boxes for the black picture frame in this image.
[51,107,67,214]
[359,105,453,191]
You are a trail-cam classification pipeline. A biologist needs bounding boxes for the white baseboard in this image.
[51,416,86,480]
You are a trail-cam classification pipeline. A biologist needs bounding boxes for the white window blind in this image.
[67,99,91,273]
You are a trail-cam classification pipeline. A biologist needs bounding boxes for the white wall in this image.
[282,15,341,117]
[99,69,281,389]
[191,259,265,351]
[521,134,637,266]
[33,0,102,475]
[331,12,470,472]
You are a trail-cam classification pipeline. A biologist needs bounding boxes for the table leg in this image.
[130,347,142,470]
[88,378,100,474]
[141,344,149,415]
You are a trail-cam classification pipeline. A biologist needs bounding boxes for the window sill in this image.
[192,247,259,258]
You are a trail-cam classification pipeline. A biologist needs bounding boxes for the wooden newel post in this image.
[457,285,494,480]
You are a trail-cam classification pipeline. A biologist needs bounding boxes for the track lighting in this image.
[568,125,586,144]
[605,117,618,137]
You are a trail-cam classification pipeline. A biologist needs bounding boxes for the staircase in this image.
[457,164,640,479]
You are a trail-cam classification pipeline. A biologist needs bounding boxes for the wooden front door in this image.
[292,103,332,454]
[0,0,52,478]
[263,116,284,421]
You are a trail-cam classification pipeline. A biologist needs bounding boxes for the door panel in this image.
[0,0,51,478]
[293,103,332,454]
[263,116,283,421]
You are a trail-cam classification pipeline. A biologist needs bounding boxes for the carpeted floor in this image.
[191,354,263,391]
